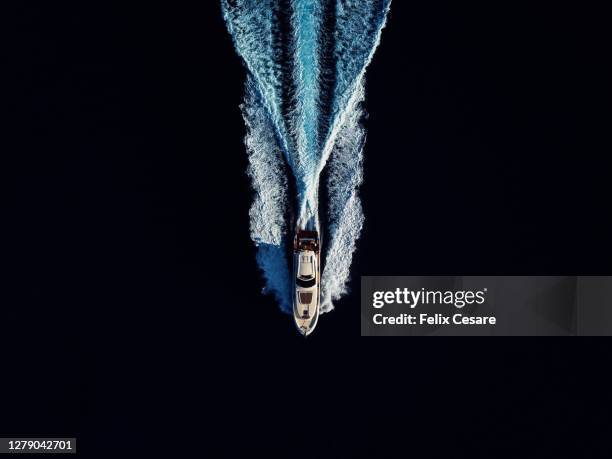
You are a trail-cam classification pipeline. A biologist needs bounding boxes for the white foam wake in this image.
[222,0,391,314]
[320,79,366,312]
[242,77,291,312]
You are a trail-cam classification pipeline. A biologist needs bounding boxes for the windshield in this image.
[296,277,316,288]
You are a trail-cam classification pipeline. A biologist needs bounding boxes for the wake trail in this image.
[222,0,391,313]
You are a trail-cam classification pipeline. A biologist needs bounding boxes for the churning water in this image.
[222,0,391,312]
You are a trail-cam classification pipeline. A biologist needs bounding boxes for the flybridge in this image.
[294,230,319,252]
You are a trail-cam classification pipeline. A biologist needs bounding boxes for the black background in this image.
[3,1,611,457]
